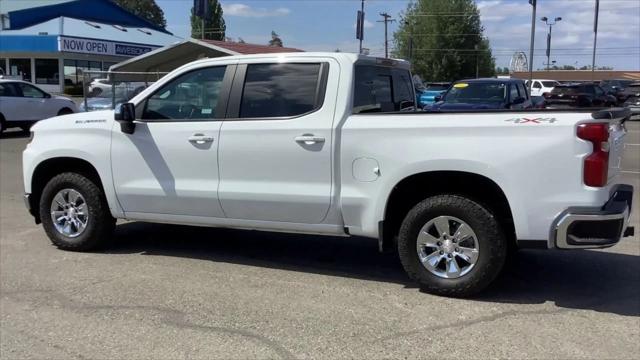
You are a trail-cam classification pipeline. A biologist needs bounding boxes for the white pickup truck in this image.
[23,53,634,296]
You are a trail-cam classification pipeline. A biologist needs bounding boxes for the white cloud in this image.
[222,3,291,18]
[353,19,374,29]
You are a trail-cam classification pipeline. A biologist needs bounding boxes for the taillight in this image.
[577,123,610,187]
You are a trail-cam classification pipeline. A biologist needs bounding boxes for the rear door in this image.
[217,60,337,224]
[0,83,22,121]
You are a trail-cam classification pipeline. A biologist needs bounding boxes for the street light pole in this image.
[359,0,365,54]
[592,0,600,80]
[528,0,537,94]
[541,16,562,71]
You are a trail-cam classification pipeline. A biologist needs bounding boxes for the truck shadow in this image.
[108,222,639,317]
[0,130,30,139]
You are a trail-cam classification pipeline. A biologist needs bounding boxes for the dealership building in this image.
[0,0,181,93]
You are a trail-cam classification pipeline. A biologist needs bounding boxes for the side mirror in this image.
[434,95,443,102]
[44,93,51,99]
[115,102,136,134]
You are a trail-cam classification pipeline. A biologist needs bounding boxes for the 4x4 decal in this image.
[505,117,558,124]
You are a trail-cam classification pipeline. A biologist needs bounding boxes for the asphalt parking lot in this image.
[1,122,639,359]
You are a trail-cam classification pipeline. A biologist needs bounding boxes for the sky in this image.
[156,0,640,70]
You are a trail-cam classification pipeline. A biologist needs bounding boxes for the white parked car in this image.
[0,80,77,133]
[526,79,560,96]
[23,53,634,297]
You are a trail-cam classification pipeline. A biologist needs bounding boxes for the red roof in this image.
[202,39,304,54]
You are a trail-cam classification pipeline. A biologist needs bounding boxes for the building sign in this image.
[58,36,158,57]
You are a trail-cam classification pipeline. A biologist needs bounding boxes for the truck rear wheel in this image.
[397,195,507,297]
[39,172,115,251]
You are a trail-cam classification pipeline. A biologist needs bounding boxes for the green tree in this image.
[394,0,496,81]
[191,0,226,41]
[269,31,283,47]
[113,0,166,29]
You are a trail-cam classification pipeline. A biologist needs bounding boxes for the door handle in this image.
[295,135,325,145]
[188,134,214,144]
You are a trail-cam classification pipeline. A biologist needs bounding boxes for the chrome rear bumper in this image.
[553,184,634,249]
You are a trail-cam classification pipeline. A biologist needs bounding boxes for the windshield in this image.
[443,82,507,103]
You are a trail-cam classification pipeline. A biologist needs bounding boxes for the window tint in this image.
[583,85,595,94]
[444,82,507,103]
[353,65,414,113]
[594,86,604,96]
[509,84,519,100]
[0,83,17,97]
[239,63,322,118]
[533,81,542,89]
[18,83,45,98]
[142,66,226,120]
[552,86,578,94]
[517,82,528,98]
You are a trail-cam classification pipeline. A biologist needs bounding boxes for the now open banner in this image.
[58,36,159,57]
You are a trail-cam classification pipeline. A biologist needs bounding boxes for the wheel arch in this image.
[29,157,106,223]
[57,107,74,116]
[379,170,516,253]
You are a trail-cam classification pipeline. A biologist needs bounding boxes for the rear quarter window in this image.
[353,65,414,113]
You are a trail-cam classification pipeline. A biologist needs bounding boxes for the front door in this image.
[111,65,232,218]
[14,82,48,120]
[218,61,336,224]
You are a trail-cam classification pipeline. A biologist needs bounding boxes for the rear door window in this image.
[239,63,323,118]
[0,83,18,97]
[517,82,528,99]
[353,65,414,113]
[509,84,519,101]
[594,86,605,96]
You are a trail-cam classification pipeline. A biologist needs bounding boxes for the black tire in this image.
[0,114,5,133]
[39,172,115,251]
[20,125,31,133]
[397,195,507,297]
[58,108,74,116]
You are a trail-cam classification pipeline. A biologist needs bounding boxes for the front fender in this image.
[22,118,123,218]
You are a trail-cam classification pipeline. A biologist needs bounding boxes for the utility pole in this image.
[378,12,395,58]
[404,20,414,62]
[475,44,479,78]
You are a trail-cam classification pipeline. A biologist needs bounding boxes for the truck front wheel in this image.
[39,172,115,251]
[397,195,507,297]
